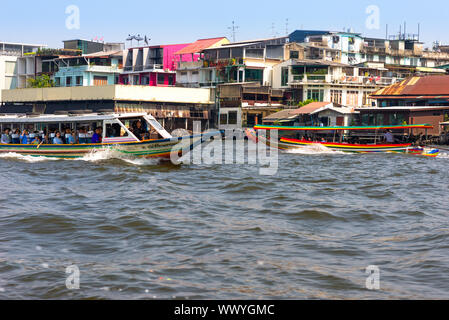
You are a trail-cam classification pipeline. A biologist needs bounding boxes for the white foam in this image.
[0,152,58,162]
[284,143,345,155]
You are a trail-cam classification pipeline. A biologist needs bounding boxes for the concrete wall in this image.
[1,85,213,104]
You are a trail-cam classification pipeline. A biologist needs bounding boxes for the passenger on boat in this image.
[133,120,146,140]
[20,130,29,144]
[78,128,87,144]
[65,128,75,144]
[31,133,41,145]
[11,129,20,144]
[384,130,395,143]
[1,128,11,144]
[91,128,102,144]
[53,132,64,144]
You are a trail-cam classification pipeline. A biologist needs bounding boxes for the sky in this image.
[1,0,449,49]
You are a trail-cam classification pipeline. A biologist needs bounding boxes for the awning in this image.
[416,67,446,74]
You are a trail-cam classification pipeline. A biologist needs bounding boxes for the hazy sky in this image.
[1,0,448,48]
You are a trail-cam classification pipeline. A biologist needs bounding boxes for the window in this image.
[220,114,228,125]
[168,75,174,86]
[5,61,17,74]
[281,67,289,87]
[76,76,83,86]
[66,77,72,87]
[157,73,165,85]
[346,91,359,106]
[290,50,299,59]
[93,76,108,86]
[55,77,61,87]
[228,111,238,125]
[245,68,263,84]
[307,89,324,101]
[330,90,342,104]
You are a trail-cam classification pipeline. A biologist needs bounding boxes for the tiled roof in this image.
[175,37,228,55]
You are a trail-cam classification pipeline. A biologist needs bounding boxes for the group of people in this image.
[1,127,104,145]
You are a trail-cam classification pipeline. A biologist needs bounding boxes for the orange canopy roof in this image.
[175,37,227,55]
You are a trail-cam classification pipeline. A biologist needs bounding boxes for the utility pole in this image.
[228,21,239,42]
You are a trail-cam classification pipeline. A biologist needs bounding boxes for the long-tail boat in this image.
[246,124,440,157]
[0,112,219,159]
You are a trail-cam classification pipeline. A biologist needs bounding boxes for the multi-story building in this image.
[63,39,124,55]
[357,75,449,136]
[272,59,402,107]
[176,37,304,88]
[53,50,123,87]
[218,82,285,130]
[16,48,82,88]
[119,43,193,86]
[0,41,46,102]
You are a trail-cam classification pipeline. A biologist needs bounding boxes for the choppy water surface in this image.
[0,142,448,299]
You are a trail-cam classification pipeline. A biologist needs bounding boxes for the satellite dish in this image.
[126,35,134,41]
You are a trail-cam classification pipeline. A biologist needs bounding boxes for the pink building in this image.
[120,43,193,86]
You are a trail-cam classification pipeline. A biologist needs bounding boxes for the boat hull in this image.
[0,132,219,159]
[245,129,439,157]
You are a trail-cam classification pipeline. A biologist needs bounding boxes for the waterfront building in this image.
[271,59,399,108]
[262,102,357,127]
[218,82,285,130]
[0,85,216,131]
[63,39,124,55]
[0,41,46,103]
[359,75,449,135]
[16,48,82,89]
[176,37,303,88]
[52,50,123,87]
[175,37,230,87]
[119,43,193,86]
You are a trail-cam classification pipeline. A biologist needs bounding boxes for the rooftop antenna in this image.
[418,23,420,41]
[126,34,135,48]
[285,18,289,36]
[271,22,278,38]
[228,21,239,42]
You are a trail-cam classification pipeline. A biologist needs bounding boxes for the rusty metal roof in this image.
[371,76,449,98]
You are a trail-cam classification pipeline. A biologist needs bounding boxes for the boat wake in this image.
[283,144,345,155]
[77,148,163,166]
[0,152,60,163]
[0,148,164,166]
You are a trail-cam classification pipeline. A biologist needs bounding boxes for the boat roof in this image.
[0,112,148,123]
[254,124,434,131]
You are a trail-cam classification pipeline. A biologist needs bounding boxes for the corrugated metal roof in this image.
[372,75,449,98]
[175,37,228,55]
[295,102,333,114]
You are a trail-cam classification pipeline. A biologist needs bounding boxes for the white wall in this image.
[0,56,18,102]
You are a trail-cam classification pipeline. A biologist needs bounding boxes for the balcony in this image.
[144,64,163,71]
[177,61,204,70]
[289,74,401,86]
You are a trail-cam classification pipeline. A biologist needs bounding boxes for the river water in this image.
[0,141,448,299]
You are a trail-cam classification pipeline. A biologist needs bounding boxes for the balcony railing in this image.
[289,74,402,86]
[177,61,204,70]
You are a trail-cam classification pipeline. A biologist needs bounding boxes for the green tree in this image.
[27,74,54,88]
[298,99,316,107]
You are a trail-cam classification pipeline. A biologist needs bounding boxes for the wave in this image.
[0,152,60,163]
[284,144,345,155]
[0,149,163,166]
